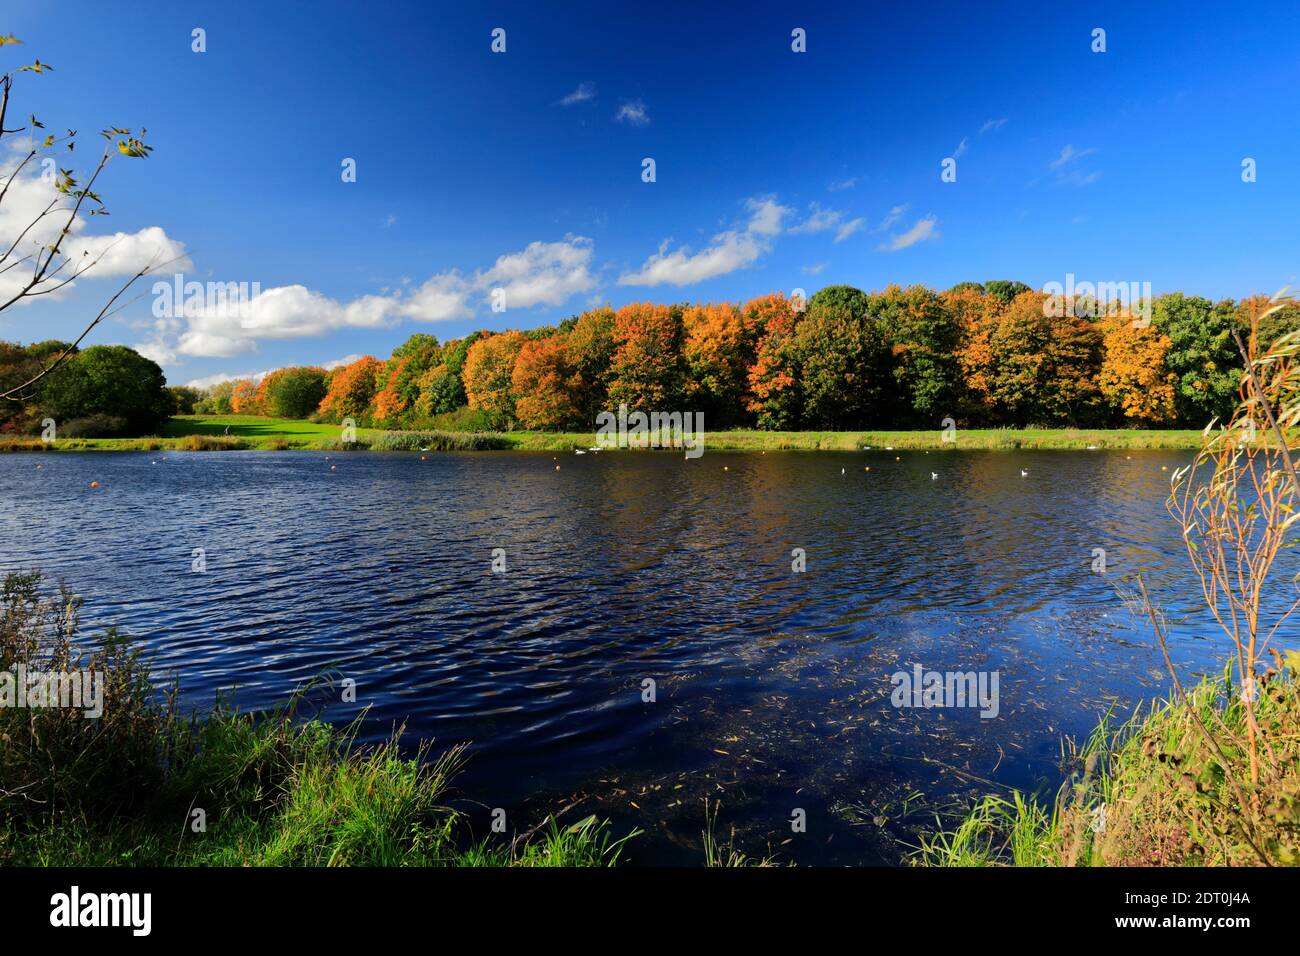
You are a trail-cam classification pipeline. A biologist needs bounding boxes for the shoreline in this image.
[0,419,1211,453]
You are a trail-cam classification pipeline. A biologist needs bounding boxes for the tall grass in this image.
[368,430,513,451]
[915,664,1300,866]
[0,572,629,867]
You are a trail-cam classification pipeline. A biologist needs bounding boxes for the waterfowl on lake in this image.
[1020,469,1029,477]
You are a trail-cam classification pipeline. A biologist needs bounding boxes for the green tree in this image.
[1152,293,1243,426]
[982,280,1032,305]
[167,385,203,415]
[872,285,962,425]
[263,367,327,419]
[793,290,890,428]
[39,345,170,434]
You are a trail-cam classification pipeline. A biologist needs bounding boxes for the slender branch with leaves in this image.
[0,33,173,403]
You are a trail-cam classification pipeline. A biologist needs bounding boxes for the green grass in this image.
[0,414,1209,452]
[0,571,633,867]
[913,664,1300,867]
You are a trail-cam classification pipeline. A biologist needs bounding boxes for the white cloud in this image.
[162,236,597,358]
[980,117,1008,135]
[184,368,275,389]
[1049,145,1102,186]
[477,236,597,308]
[559,82,596,106]
[802,262,826,275]
[952,136,969,158]
[827,177,857,192]
[788,202,842,235]
[323,353,364,371]
[615,99,649,126]
[835,217,865,243]
[879,215,940,252]
[618,197,791,287]
[396,274,473,323]
[875,203,910,232]
[0,153,190,305]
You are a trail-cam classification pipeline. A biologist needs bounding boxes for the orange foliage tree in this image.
[229,378,263,415]
[950,287,1007,423]
[682,301,758,426]
[317,356,383,424]
[1099,315,1177,424]
[744,293,802,429]
[463,331,526,428]
[606,303,684,410]
[512,333,584,429]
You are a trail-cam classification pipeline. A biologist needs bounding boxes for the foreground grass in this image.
[0,414,1208,452]
[0,572,634,867]
[915,665,1300,867]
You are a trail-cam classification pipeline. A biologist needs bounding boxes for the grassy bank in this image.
[0,572,634,867]
[915,663,1300,867]
[0,414,1208,452]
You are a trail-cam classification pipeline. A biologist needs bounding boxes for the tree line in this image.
[213,282,1296,433]
[2,282,1294,438]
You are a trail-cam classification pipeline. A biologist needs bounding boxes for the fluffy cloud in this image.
[167,236,596,358]
[615,100,649,126]
[559,82,596,106]
[618,198,791,287]
[879,215,939,252]
[0,151,190,306]
[477,236,597,308]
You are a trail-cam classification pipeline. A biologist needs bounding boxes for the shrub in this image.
[58,414,131,438]
[369,430,512,451]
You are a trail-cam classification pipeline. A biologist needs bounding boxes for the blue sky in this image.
[3,0,1297,386]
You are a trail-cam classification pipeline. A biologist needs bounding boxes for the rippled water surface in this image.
[3,449,1294,863]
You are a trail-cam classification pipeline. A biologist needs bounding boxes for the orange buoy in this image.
[330,465,337,471]
[89,481,99,488]
[555,464,560,470]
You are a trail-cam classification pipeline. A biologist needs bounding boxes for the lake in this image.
[2,448,1290,864]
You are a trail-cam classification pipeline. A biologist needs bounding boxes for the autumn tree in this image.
[606,303,685,411]
[512,332,583,429]
[949,287,1005,423]
[682,301,758,426]
[416,332,483,418]
[982,291,1104,426]
[463,331,526,428]
[317,356,382,424]
[564,307,616,425]
[230,378,263,415]
[745,293,803,430]
[1098,316,1177,425]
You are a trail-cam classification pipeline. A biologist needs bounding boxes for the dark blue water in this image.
[2,449,1292,863]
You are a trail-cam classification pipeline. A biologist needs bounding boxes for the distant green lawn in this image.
[163,415,384,443]
[1,415,1211,452]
